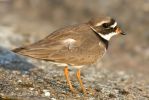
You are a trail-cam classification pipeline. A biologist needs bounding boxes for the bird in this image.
[13,16,126,94]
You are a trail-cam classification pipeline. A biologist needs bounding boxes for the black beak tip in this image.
[121,32,126,35]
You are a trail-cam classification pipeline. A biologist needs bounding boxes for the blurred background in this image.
[0,0,149,99]
[0,0,149,74]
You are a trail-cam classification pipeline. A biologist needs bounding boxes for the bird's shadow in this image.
[0,47,35,72]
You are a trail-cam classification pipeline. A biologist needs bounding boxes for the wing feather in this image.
[13,23,105,65]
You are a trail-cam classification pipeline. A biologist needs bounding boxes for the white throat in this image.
[97,32,117,40]
[90,26,117,41]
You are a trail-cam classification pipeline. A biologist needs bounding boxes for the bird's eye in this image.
[102,23,110,28]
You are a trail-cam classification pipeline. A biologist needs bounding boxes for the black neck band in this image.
[90,27,109,49]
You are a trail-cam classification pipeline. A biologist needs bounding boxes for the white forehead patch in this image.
[110,22,117,28]
[95,21,109,26]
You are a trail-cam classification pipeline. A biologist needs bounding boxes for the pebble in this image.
[43,89,50,97]
[15,88,19,90]
[51,98,56,100]
[17,79,22,83]
[89,97,95,100]
[29,87,34,91]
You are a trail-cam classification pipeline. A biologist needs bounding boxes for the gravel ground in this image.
[0,51,149,100]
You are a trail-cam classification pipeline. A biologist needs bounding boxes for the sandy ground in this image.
[0,51,149,100]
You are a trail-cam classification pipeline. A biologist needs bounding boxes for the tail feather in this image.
[12,46,51,60]
[12,47,26,53]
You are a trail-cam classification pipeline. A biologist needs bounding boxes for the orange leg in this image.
[76,69,86,94]
[64,66,75,92]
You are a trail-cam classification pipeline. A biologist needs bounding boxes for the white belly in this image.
[50,62,84,69]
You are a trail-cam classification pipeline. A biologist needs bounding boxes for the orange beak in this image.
[116,27,126,35]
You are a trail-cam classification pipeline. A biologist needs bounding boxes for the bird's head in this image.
[89,16,126,41]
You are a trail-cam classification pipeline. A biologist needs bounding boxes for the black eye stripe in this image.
[102,23,110,28]
[101,27,116,35]
[110,19,115,26]
[102,19,115,28]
